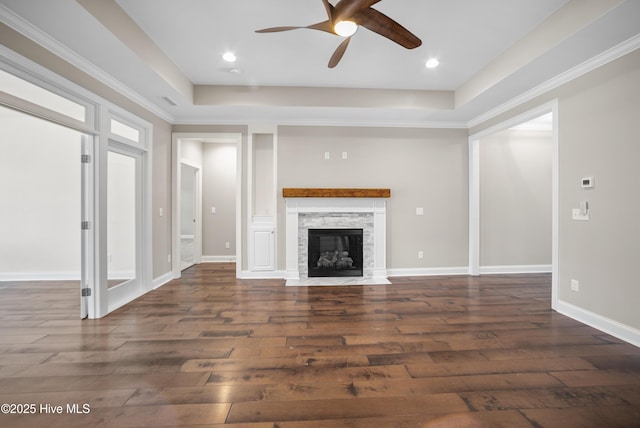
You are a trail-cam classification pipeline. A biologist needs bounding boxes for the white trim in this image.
[387,267,469,277]
[202,256,237,263]
[479,265,552,275]
[468,34,640,128]
[468,101,559,305]
[556,300,640,348]
[283,197,388,284]
[152,271,174,289]
[175,118,468,129]
[468,138,480,276]
[238,270,286,279]
[0,272,81,281]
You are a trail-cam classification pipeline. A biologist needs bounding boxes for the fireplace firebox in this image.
[308,228,363,277]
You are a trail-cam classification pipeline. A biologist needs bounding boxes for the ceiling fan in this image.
[256,0,422,68]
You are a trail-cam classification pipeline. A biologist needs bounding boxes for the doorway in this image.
[469,101,559,307]
[172,133,242,278]
[180,162,200,270]
[0,105,90,318]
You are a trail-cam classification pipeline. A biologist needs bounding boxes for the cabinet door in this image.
[251,227,274,271]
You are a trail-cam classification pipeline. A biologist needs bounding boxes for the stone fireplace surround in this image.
[283,188,390,286]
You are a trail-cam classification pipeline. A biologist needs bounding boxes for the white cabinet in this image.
[250,221,274,271]
[247,125,277,274]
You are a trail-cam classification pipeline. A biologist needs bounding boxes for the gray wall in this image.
[472,48,640,331]
[480,129,552,268]
[558,50,640,329]
[202,143,237,257]
[276,126,469,271]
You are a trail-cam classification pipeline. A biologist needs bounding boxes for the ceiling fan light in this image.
[223,52,237,63]
[334,20,358,37]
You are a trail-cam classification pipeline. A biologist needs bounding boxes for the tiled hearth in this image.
[283,189,390,286]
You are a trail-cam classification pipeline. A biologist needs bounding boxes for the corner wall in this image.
[471,48,640,343]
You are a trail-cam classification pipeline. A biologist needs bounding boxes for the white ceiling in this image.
[1,0,639,126]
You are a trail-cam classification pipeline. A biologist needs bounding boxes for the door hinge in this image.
[81,221,90,230]
[81,288,91,297]
[81,154,91,163]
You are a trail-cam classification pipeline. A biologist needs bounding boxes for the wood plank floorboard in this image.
[0,263,639,427]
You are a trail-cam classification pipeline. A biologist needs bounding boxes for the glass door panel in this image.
[107,150,137,288]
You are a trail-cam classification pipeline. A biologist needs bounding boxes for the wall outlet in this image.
[324,152,330,160]
[418,250,424,259]
[416,207,424,215]
[571,279,579,292]
[225,242,231,249]
[342,151,348,159]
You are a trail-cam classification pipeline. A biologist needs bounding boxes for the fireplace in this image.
[283,189,390,285]
[308,228,363,277]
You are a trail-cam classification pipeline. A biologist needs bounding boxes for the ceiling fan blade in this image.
[328,37,352,68]
[256,20,334,35]
[255,26,304,33]
[321,0,334,23]
[354,7,422,49]
[333,0,382,22]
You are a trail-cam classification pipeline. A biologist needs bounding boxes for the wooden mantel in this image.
[282,188,390,198]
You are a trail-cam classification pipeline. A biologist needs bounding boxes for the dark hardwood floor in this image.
[1,263,639,427]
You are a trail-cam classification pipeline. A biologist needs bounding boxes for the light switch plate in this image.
[572,208,589,221]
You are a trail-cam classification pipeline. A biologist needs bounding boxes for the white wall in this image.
[480,129,552,269]
[0,107,81,279]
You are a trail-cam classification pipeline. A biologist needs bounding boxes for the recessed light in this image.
[425,58,439,69]
[223,52,237,63]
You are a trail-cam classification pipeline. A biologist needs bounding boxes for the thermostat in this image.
[581,177,594,189]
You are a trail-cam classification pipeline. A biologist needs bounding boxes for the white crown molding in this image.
[4,2,639,130]
[0,4,175,123]
[468,34,640,129]
[173,117,469,129]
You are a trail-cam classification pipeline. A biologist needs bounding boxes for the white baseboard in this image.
[201,255,237,263]
[480,264,552,274]
[153,271,174,289]
[0,272,81,281]
[238,270,287,279]
[556,299,640,348]
[386,267,469,277]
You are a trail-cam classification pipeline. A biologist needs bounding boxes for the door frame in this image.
[172,133,243,278]
[468,100,559,309]
[0,46,152,318]
[180,160,202,270]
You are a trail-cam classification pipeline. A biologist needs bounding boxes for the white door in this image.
[180,164,198,270]
[106,145,143,311]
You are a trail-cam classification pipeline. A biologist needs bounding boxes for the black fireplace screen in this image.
[308,228,363,277]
